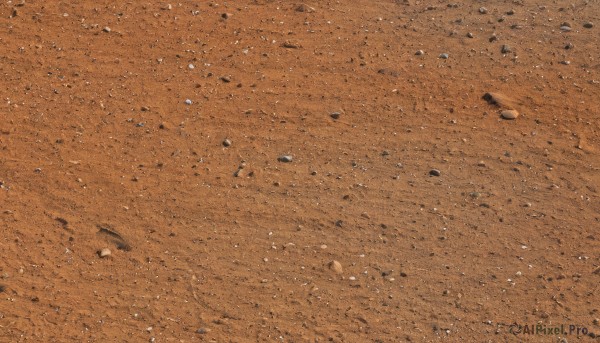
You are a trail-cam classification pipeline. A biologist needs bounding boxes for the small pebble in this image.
[188,63,195,69]
[583,22,594,29]
[429,169,441,176]
[479,7,488,14]
[184,99,192,105]
[221,13,232,19]
[330,112,341,119]
[221,76,231,83]
[466,32,474,38]
[560,26,572,31]
[501,109,519,119]
[565,42,574,49]
[415,50,424,56]
[329,260,343,274]
[278,155,293,163]
[222,139,232,147]
[501,44,512,53]
[196,328,211,334]
[102,26,111,33]
[348,276,356,281]
[98,248,112,258]
[439,53,449,59]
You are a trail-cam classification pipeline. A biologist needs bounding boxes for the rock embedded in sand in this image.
[415,50,424,55]
[439,53,449,59]
[278,155,293,163]
[98,248,112,258]
[479,7,488,14]
[501,45,512,53]
[329,260,343,274]
[330,112,341,119]
[482,92,519,110]
[222,139,232,147]
[296,4,315,13]
[501,109,519,120]
[196,328,211,334]
[429,169,441,176]
[583,22,594,29]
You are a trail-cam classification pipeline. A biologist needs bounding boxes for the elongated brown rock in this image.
[482,92,519,110]
[501,109,519,119]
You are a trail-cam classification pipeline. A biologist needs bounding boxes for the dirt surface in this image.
[1,1,599,342]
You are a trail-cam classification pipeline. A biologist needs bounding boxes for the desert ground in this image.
[1,0,599,342]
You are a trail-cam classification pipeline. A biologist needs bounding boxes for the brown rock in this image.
[483,92,519,109]
[500,109,519,120]
[328,260,343,274]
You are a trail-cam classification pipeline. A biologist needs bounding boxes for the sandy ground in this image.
[1,0,599,342]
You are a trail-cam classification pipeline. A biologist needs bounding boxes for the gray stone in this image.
[278,155,293,163]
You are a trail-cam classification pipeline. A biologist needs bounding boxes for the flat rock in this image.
[278,155,293,163]
[482,92,520,110]
[296,4,315,13]
[501,109,519,120]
